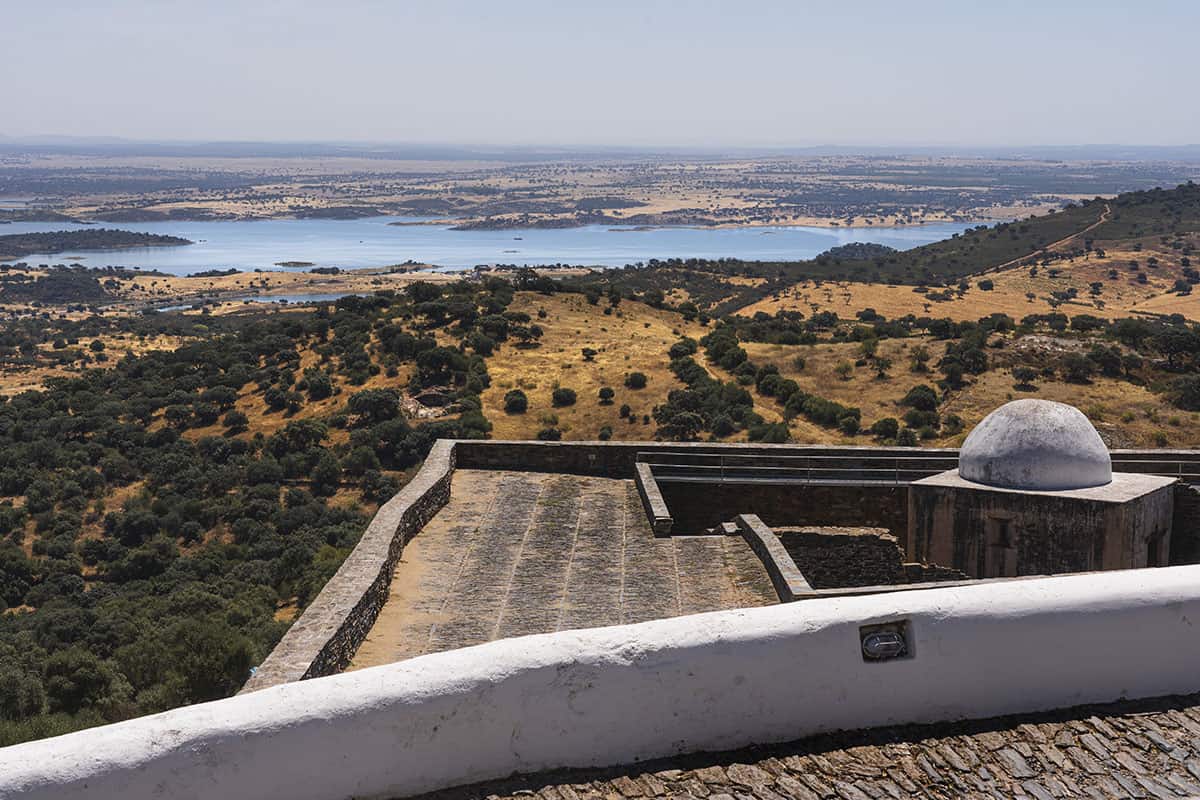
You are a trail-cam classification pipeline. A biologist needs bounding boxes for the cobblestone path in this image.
[350,470,778,669]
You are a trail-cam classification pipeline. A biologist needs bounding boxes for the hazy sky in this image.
[4,0,1198,147]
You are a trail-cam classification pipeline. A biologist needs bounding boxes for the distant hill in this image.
[593,181,1200,313]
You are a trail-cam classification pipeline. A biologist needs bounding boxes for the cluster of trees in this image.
[0,281,510,745]
[0,229,191,261]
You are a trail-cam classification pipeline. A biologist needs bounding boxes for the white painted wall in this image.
[4,565,1200,800]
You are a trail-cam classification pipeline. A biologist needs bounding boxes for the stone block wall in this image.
[240,440,456,692]
[660,481,910,538]
[1171,483,1200,565]
[908,480,1175,579]
[774,527,906,589]
[453,440,960,480]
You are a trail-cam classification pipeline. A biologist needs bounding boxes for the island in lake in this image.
[0,229,192,262]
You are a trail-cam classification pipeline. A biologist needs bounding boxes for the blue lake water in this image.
[158,293,358,311]
[0,217,981,276]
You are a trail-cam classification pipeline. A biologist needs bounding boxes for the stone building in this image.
[907,399,1175,578]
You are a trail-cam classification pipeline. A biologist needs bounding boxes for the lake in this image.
[0,217,981,276]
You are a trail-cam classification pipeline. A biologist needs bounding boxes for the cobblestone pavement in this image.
[350,470,778,669]
[415,693,1200,800]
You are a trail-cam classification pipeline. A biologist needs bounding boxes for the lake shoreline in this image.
[0,217,986,275]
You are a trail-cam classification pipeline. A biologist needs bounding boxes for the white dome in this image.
[958,399,1112,490]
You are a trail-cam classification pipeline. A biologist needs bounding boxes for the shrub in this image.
[222,410,249,432]
[747,422,791,443]
[624,372,648,389]
[901,384,940,411]
[870,417,899,439]
[904,408,939,430]
[896,428,918,446]
[598,426,613,441]
[503,389,528,414]
[551,387,577,407]
[598,387,615,405]
[1011,366,1038,389]
[536,427,563,441]
[310,453,342,497]
[347,389,400,426]
[668,339,698,360]
[1062,354,1095,384]
[942,414,965,435]
[1169,375,1200,411]
[800,396,860,429]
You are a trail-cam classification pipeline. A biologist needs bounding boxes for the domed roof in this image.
[958,399,1111,490]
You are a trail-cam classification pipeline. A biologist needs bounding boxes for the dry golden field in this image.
[111,266,457,311]
[480,293,708,441]
[0,332,191,396]
[740,238,1200,322]
[743,335,1200,448]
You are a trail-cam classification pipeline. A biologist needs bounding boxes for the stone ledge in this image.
[735,514,811,601]
[634,462,672,536]
[240,439,456,692]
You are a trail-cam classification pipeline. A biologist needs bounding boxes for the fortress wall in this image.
[239,439,456,692]
[452,439,959,478]
[7,565,1200,800]
[774,526,906,588]
[242,441,1200,693]
[451,441,1193,480]
[659,480,910,536]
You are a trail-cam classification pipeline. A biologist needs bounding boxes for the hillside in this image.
[3,185,1200,746]
[587,182,1200,316]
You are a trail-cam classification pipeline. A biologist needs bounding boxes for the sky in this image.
[3,0,1199,148]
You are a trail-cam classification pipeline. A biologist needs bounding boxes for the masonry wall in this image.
[1170,483,1200,565]
[240,440,456,692]
[244,441,1200,691]
[7,566,1200,800]
[453,440,960,479]
[774,527,905,588]
[908,482,1174,578]
[660,481,910,537]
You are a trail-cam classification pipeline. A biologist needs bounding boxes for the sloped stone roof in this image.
[417,693,1200,800]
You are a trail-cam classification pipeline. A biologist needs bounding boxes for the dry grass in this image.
[740,237,1200,323]
[112,267,458,312]
[481,293,707,440]
[745,335,1200,448]
[0,333,191,396]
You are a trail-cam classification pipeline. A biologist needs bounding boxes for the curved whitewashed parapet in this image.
[6,565,1200,800]
[240,439,456,691]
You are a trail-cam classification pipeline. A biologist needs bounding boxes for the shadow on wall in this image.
[659,481,909,537]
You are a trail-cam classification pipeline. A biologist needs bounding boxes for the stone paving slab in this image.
[350,471,778,669]
[412,693,1200,800]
